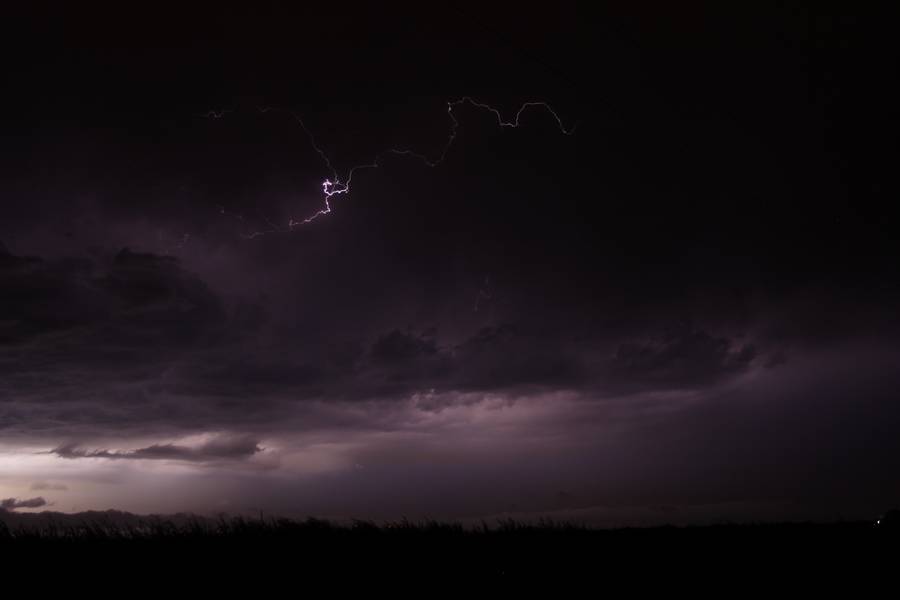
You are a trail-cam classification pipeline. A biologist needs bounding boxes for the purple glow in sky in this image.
[1,4,898,526]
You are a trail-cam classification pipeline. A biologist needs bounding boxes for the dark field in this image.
[3,515,898,586]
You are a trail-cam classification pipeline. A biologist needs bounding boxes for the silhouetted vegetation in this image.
[2,514,898,583]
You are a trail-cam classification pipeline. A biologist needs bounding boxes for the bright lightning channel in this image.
[210,97,575,239]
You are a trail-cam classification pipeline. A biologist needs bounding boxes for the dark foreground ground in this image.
[2,516,899,588]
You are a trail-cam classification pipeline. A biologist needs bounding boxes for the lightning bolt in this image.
[208,97,575,239]
[202,109,233,119]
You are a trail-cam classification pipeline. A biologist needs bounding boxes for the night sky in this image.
[1,4,898,524]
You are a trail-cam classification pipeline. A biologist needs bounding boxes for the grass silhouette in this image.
[2,514,897,587]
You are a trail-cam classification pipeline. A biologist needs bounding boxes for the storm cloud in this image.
[1,4,898,523]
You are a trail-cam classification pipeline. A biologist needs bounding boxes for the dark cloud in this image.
[354,323,757,400]
[0,249,104,345]
[0,237,882,449]
[0,243,259,437]
[0,237,806,441]
[51,436,262,462]
[450,324,586,392]
[0,245,226,350]
[1,497,47,511]
[370,329,438,364]
[608,324,756,391]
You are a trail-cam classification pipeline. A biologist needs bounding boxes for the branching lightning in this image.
[208,97,574,239]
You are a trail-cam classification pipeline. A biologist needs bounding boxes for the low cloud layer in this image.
[51,436,262,463]
[1,497,47,511]
[0,242,784,443]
